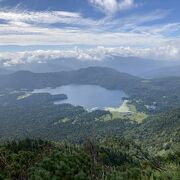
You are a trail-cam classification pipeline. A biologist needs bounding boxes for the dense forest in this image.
[0,138,179,179]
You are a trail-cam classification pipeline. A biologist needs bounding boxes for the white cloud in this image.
[0,9,175,48]
[0,10,85,25]
[89,0,136,15]
[1,45,180,67]
[0,10,174,46]
[0,8,179,64]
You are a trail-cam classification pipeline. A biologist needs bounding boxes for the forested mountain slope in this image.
[128,108,180,154]
[0,138,179,180]
[0,67,140,90]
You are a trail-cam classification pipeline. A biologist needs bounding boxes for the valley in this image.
[0,67,179,142]
[0,67,179,179]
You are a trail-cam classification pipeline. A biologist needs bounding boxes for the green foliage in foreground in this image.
[0,138,179,180]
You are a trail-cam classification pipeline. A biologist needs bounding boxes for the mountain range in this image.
[3,56,180,78]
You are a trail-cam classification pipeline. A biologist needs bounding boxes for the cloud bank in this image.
[0,46,180,67]
[0,1,179,66]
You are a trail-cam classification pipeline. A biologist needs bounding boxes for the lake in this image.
[32,85,127,110]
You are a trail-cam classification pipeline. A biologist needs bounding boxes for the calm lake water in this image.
[32,85,127,110]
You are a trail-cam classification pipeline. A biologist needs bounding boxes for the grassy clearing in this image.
[62,118,70,123]
[17,93,32,100]
[106,100,130,113]
[141,80,151,83]
[129,112,148,123]
[54,118,70,125]
[99,100,148,123]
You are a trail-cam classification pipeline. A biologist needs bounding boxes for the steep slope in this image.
[0,138,179,180]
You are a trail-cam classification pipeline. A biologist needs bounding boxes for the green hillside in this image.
[1,138,179,180]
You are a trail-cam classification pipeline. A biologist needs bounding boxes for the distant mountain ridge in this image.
[0,67,141,91]
[4,56,180,78]
[143,65,180,78]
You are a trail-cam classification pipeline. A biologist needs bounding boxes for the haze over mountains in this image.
[0,68,12,75]
[143,64,180,78]
[1,56,180,78]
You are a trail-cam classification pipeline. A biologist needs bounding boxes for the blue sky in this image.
[0,0,180,66]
